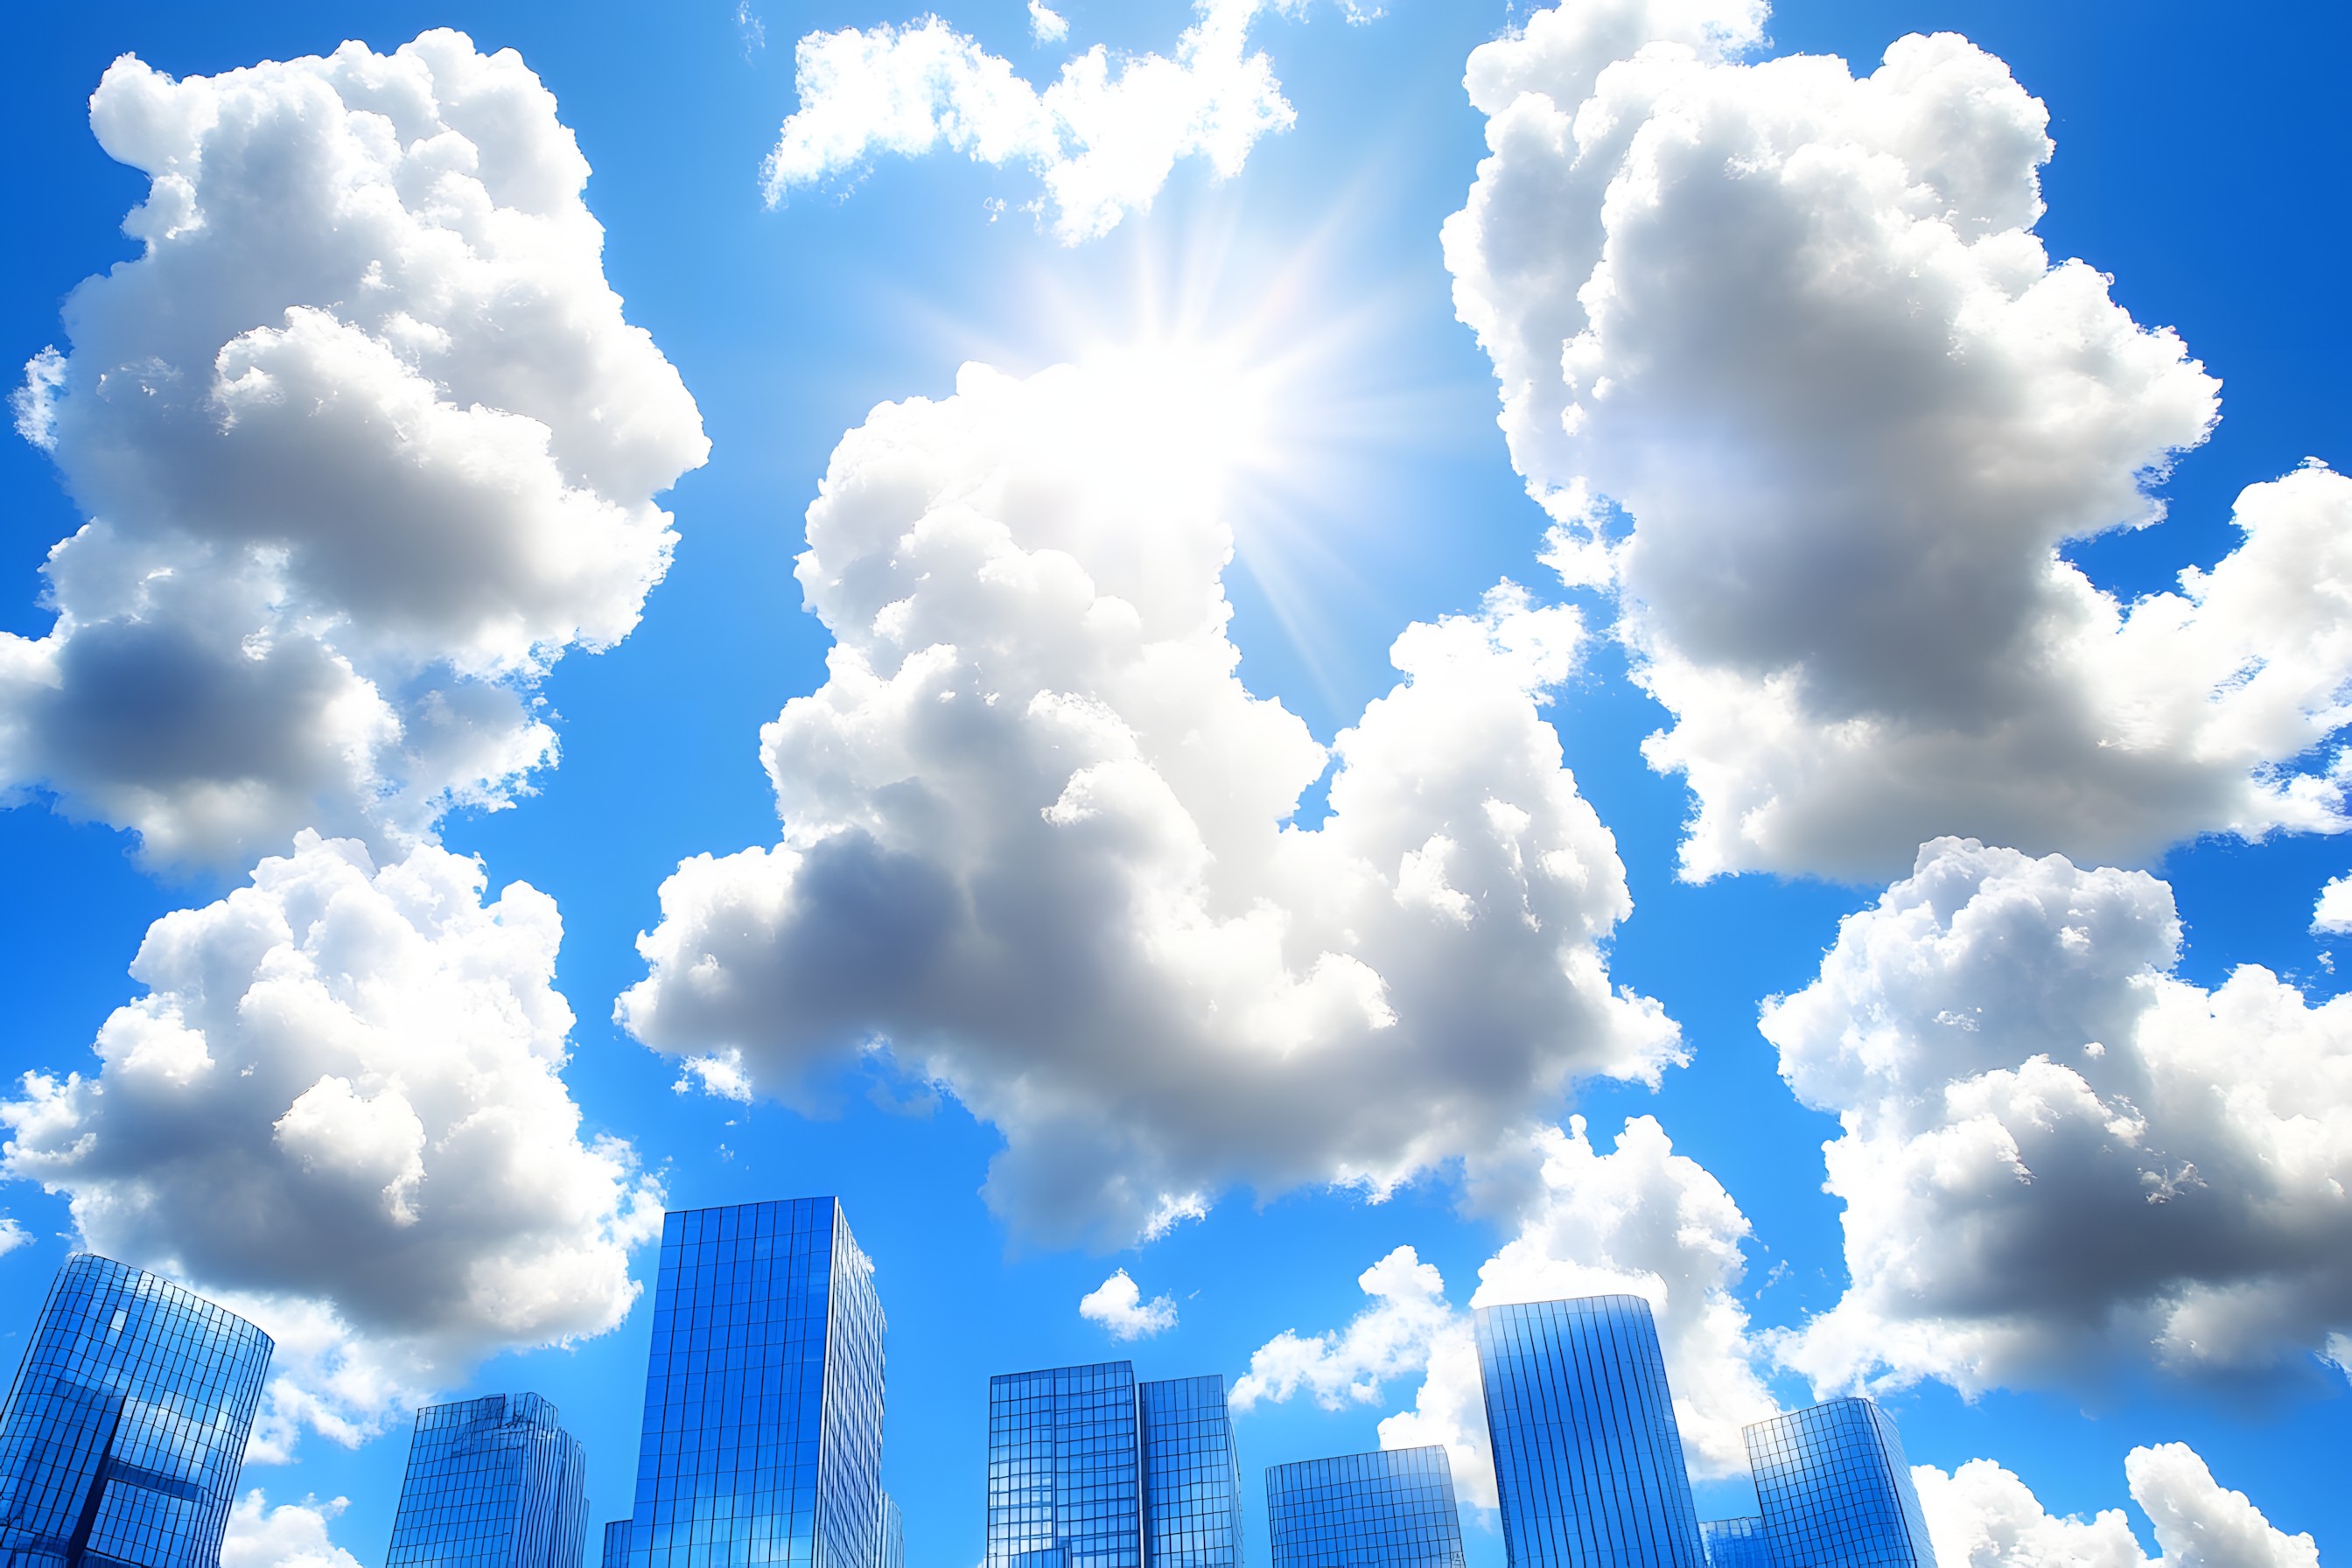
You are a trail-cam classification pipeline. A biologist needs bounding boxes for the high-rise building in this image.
[1743,1401,1935,1568]
[1474,1296,1706,1568]
[384,1393,588,1568]
[603,1520,633,1568]
[0,1254,273,1568]
[1697,1517,1772,1568]
[612,1199,887,1568]
[878,1494,903,1568]
[1263,1447,1465,1568]
[984,1363,1243,1568]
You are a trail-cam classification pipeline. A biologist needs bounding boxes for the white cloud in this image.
[1444,2,2352,881]
[1,31,707,871]
[618,358,1676,1247]
[1079,1268,1179,1340]
[1914,1445,2317,1568]
[763,1,1319,243]
[1236,1116,1772,1507]
[0,1216,28,1256]
[1231,1245,1452,1412]
[2311,873,2352,934]
[1029,3,1071,46]
[220,1490,365,1568]
[1,833,663,1456]
[1763,836,2352,1394]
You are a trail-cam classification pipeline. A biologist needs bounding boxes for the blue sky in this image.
[2,3,2348,1567]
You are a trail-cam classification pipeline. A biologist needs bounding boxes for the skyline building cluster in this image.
[0,1220,1935,1568]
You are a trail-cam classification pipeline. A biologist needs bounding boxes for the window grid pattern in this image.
[1744,1402,1934,1568]
[0,1254,271,1568]
[1474,1297,1704,1568]
[385,1394,587,1568]
[623,1200,887,1568]
[1263,1446,1464,1568]
[986,1363,1138,1568]
[1698,1518,1772,1568]
[878,1493,902,1568]
[605,1521,634,1568]
[1138,1376,1242,1568]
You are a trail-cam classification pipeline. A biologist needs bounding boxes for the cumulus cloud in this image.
[1028,3,1071,46]
[619,358,1675,1247]
[1079,1268,1179,1340]
[2311,874,2352,934]
[1,31,706,870]
[763,1,1323,242]
[1764,836,2352,1394]
[1444,1,2352,880]
[1,833,663,1454]
[220,1491,365,1568]
[1236,1116,1773,1506]
[1914,1446,2317,1568]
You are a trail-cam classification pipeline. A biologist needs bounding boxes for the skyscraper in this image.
[1263,1447,1465,1568]
[1473,1296,1706,1568]
[0,1254,273,1568]
[384,1393,588,1568]
[612,1198,887,1568]
[1744,1400,1936,1568]
[1696,1516,1773,1568]
[878,1494,903,1568]
[984,1364,1243,1568]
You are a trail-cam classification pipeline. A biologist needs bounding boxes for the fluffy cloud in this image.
[1235,1116,1773,1506]
[3,31,706,870]
[1915,1446,2317,1568]
[1443,1,2352,881]
[763,1,1317,242]
[220,1491,365,1568]
[619,358,1675,1246]
[2,834,663,1454]
[1079,1268,1180,1340]
[1028,4,1071,46]
[1764,836,2352,1393]
[2311,874,2352,934]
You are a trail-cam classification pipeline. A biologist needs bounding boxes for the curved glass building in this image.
[1473,1296,1705,1568]
[384,1393,587,1568]
[1264,1446,1464,1568]
[1744,1400,1935,1568]
[1698,1517,1773,1568]
[0,1254,272,1568]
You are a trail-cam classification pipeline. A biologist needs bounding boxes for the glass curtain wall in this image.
[986,1363,1140,1568]
[1263,1447,1465,1568]
[1744,1401,1936,1568]
[383,1393,588,1568]
[1137,1376,1242,1568]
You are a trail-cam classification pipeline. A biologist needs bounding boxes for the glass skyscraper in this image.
[984,1364,1242,1568]
[1263,1446,1464,1568]
[1474,1296,1705,1568]
[878,1494,902,1568]
[0,1254,272,1568]
[384,1393,588,1568]
[1743,1401,1935,1568]
[612,1199,887,1568]
[1697,1517,1772,1568]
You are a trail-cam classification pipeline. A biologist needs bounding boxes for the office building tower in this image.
[603,1522,633,1568]
[984,1364,1243,1568]
[878,1494,903,1568]
[613,1199,886,1568]
[1744,1401,1935,1568]
[385,1394,588,1568]
[1474,1296,1705,1568]
[0,1254,272,1568]
[1264,1447,1464,1568]
[1697,1518,1772,1568]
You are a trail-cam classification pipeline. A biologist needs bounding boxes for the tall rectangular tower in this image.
[984,1365,1243,1568]
[1744,1400,1936,1568]
[616,1199,886,1568]
[1264,1447,1465,1568]
[1473,1297,1705,1568]
[384,1394,587,1568]
[0,1254,273,1568]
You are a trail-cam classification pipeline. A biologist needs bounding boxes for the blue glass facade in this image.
[619,1199,887,1568]
[877,1494,901,1568]
[1743,1401,1934,1568]
[384,1394,587,1568]
[1474,1297,1705,1568]
[1698,1518,1772,1568]
[1263,1447,1464,1568]
[0,1254,272,1568]
[605,1522,634,1568]
[986,1365,1243,1568]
